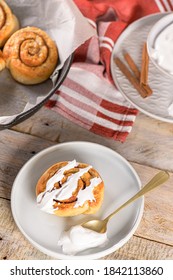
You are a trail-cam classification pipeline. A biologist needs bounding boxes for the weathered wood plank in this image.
[0,130,54,200]
[131,163,173,246]
[13,107,173,172]
[102,235,173,260]
[0,198,173,260]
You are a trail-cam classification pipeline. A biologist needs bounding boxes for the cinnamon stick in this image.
[123,52,140,79]
[114,57,152,98]
[123,51,152,97]
[140,43,149,86]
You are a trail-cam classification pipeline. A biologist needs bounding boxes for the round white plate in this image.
[11,142,143,260]
[111,13,173,123]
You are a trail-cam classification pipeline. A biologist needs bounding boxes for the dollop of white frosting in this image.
[57,225,108,255]
[151,23,173,74]
[37,160,102,214]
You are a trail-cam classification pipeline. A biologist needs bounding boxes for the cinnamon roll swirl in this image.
[3,26,58,85]
[0,0,19,47]
[36,160,104,217]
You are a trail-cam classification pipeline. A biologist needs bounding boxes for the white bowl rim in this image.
[147,12,173,78]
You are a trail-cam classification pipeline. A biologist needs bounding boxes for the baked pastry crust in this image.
[3,26,58,85]
[0,0,19,47]
[0,50,5,71]
[36,160,104,217]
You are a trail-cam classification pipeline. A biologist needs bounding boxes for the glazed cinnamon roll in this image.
[3,26,58,85]
[0,50,5,71]
[0,0,19,47]
[36,160,104,217]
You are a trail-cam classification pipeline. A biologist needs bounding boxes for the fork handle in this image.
[104,171,169,222]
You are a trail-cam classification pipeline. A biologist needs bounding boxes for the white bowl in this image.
[147,12,173,78]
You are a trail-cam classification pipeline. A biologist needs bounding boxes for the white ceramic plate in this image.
[11,142,143,260]
[111,13,173,123]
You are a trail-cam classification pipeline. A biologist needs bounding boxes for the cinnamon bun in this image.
[0,50,5,71]
[36,160,104,217]
[0,0,19,47]
[3,26,58,85]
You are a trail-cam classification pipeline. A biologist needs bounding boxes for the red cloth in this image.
[46,0,173,142]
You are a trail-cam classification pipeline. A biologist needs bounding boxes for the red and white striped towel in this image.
[46,0,173,142]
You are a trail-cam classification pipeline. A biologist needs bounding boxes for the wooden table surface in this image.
[0,106,173,260]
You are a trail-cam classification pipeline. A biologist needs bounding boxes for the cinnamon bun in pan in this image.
[0,50,5,71]
[0,0,19,47]
[36,160,104,217]
[3,26,58,85]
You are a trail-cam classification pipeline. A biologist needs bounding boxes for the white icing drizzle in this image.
[57,165,91,201]
[74,177,101,208]
[37,160,102,214]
